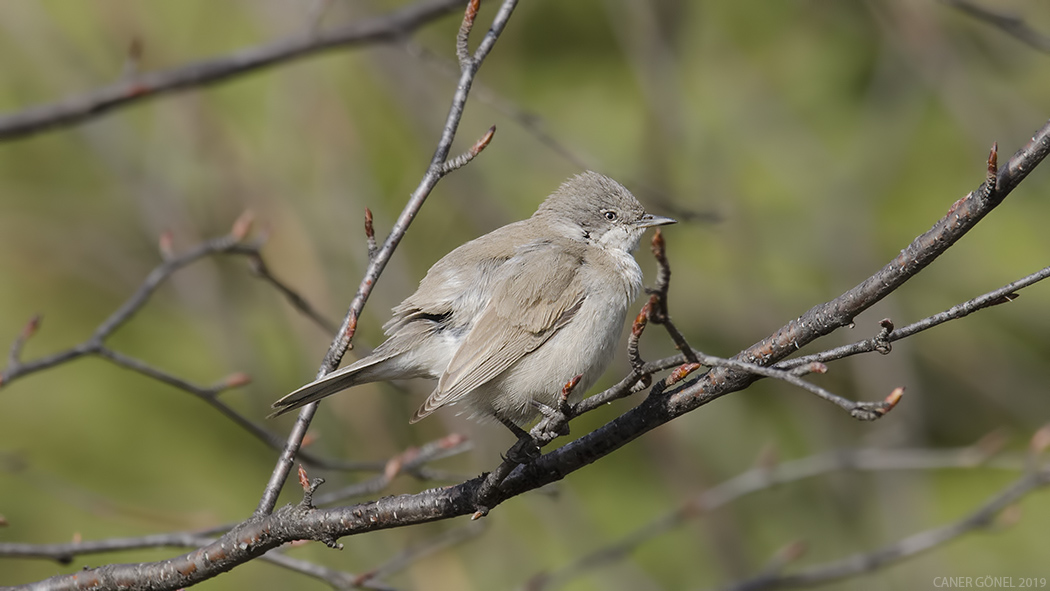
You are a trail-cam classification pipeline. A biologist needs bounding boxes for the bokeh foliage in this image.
[1,1,1049,589]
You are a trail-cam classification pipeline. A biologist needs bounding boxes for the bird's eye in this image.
[603,210,617,221]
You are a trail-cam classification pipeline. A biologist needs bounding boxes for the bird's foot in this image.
[475,397,577,517]
[530,401,571,447]
[506,435,542,464]
[474,432,538,518]
[529,373,580,446]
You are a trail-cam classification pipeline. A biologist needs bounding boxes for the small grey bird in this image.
[271,172,675,430]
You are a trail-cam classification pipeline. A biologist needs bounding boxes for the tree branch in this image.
[0,223,377,471]
[777,264,1050,370]
[256,0,517,517]
[944,0,1050,53]
[723,466,1050,591]
[525,441,1027,590]
[6,18,1049,591]
[664,129,1046,416]
[484,123,1050,508]
[0,0,465,142]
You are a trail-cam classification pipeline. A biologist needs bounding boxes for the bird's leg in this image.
[483,375,585,506]
[530,401,571,440]
[475,377,585,517]
[473,415,538,517]
[529,373,580,446]
[498,415,542,464]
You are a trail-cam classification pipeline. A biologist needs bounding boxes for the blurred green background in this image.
[2,1,1049,589]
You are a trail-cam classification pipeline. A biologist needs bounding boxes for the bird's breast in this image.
[589,246,644,303]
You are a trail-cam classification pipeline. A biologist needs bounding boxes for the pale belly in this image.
[461,252,642,425]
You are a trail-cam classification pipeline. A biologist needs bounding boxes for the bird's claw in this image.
[530,402,571,444]
[506,435,542,464]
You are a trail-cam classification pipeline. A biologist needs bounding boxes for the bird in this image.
[271,171,675,434]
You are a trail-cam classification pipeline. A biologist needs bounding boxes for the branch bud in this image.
[230,210,255,242]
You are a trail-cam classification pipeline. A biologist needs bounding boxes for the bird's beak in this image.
[635,213,677,228]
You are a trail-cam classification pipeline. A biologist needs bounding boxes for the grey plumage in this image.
[271,171,675,427]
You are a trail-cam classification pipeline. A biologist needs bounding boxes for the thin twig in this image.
[777,264,1050,370]
[0,0,466,141]
[722,466,1050,591]
[594,261,1050,420]
[660,352,903,421]
[525,442,1026,590]
[626,301,650,371]
[95,347,282,444]
[2,232,256,384]
[402,40,721,223]
[248,254,339,335]
[258,0,518,517]
[944,0,1050,53]
[647,229,699,364]
[364,208,378,261]
[354,522,486,586]
[572,235,903,424]
[0,530,224,565]
[482,124,1050,508]
[661,136,1045,415]
[96,348,389,473]
[405,39,597,170]
[262,551,398,591]
[570,362,664,416]
[0,225,360,468]
[9,87,1050,591]
[0,532,394,591]
[4,315,40,374]
[313,434,471,506]
[441,125,496,174]
[0,436,471,566]
[455,0,480,67]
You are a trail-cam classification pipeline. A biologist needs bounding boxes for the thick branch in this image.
[666,127,1049,415]
[8,484,483,591]
[9,47,1049,591]
[490,122,1050,503]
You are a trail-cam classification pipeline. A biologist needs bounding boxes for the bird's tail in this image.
[269,355,391,418]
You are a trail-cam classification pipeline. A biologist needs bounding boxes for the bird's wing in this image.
[412,241,586,421]
[385,220,533,336]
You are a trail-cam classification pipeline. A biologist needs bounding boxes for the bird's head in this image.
[536,171,676,253]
